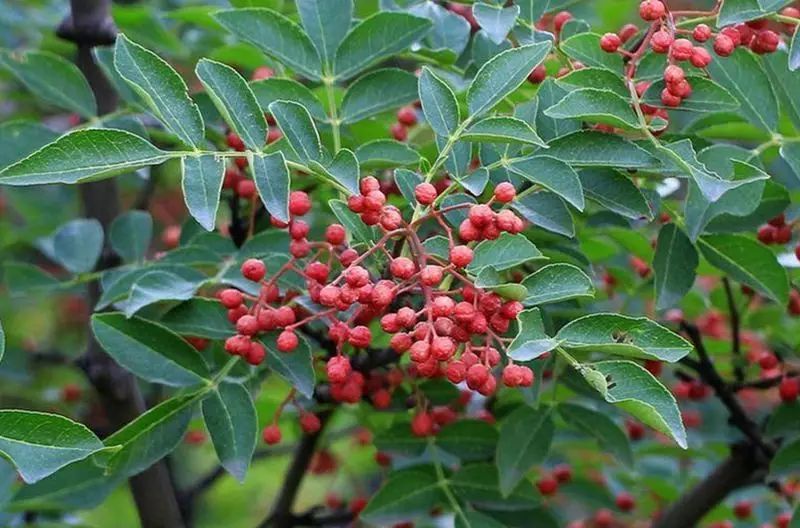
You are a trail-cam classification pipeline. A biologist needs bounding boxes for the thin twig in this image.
[722,278,744,382]
[259,410,333,528]
[680,322,774,457]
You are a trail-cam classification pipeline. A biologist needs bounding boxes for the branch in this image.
[228,194,247,248]
[722,277,744,382]
[59,2,185,527]
[181,446,293,506]
[292,507,355,526]
[653,443,768,528]
[731,373,799,392]
[680,322,774,457]
[259,410,333,528]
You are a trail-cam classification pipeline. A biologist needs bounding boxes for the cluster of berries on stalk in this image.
[218,171,537,442]
[391,104,419,142]
[593,1,792,114]
[757,213,796,248]
[754,213,800,314]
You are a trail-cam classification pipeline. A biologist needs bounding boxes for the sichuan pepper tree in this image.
[0,0,800,526]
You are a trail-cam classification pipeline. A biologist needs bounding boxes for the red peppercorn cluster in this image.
[458,184,524,242]
[755,214,800,315]
[219,191,318,366]
[346,175,404,229]
[592,2,788,114]
[380,280,532,398]
[391,105,418,142]
[757,214,794,246]
[217,175,538,439]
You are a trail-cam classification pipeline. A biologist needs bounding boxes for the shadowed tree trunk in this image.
[57,2,186,526]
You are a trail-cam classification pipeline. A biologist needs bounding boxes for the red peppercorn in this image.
[692,23,712,42]
[553,11,573,33]
[501,364,524,387]
[651,30,673,53]
[226,132,245,151]
[251,66,274,81]
[639,0,666,21]
[733,500,752,519]
[779,377,799,402]
[663,66,684,86]
[690,46,712,68]
[276,330,299,352]
[713,34,735,56]
[660,88,682,107]
[288,191,311,216]
[494,182,516,203]
[390,122,408,141]
[241,258,266,282]
[327,356,351,384]
[225,334,250,355]
[344,265,370,288]
[594,509,614,528]
[777,512,792,528]
[626,419,646,440]
[300,412,321,434]
[325,224,346,245]
[751,29,779,54]
[758,224,776,244]
[468,204,493,227]
[245,341,266,365]
[420,265,443,286]
[414,182,437,205]
[431,336,456,361]
[450,245,474,268]
[600,32,622,52]
[371,389,392,409]
[758,352,779,370]
[236,179,257,199]
[411,411,434,437]
[536,475,558,496]
[465,363,489,389]
[390,257,416,279]
[289,219,310,240]
[671,38,694,61]
[236,315,259,336]
[445,361,466,383]
[348,325,372,348]
[349,496,367,516]
[267,127,282,144]
[219,288,244,308]
[667,79,692,98]
[619,23,639,43]
[553,464,571,483]
[396,106,417,127]
[616,492,636,512]
[263,424,281,444]
[390,332,412,353]
[721,26,742,45]
[527,64,547,84]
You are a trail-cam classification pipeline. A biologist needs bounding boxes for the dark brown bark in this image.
[653,444,768,528]
[661,323,777,527]
[59,2,186,527]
